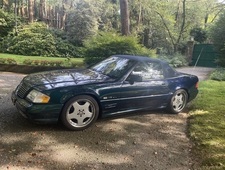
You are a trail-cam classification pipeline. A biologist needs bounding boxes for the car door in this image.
[119,61,171,111]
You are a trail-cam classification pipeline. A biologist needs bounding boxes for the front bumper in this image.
[11,91,63,123]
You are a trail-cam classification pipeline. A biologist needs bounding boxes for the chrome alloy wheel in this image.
[61,95,99,130]
[169,89,188,114]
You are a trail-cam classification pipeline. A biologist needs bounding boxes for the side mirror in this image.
[127,74,142,85]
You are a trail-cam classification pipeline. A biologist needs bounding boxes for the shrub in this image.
[0,22,80,58]
[158,53,188,68]
[40,60,49,66]
[23,59,33,65]
[1,22,58,56]
[83,32,155,65]
[23,59,66,67]
[70,62,84,68]
[0,9,17,37]
[0,58,17,64]
[0,58,6,64]
[33,60,40,66]
[190,27,207,43]
[210,11,225,66]
[49,28,85,58]
[210,68,225,81]
[55,40,85,58]
[6,58,17,64]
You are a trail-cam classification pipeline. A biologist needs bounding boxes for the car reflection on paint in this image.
[11,55,199,130]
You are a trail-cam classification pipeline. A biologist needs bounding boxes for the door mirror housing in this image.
[127,74,142,84]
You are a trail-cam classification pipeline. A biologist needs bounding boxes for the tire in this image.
[168,89,188,114]
[60,95,99,131]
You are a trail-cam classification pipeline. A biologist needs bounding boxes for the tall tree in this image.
[39,0,46,21]
[28,0,34,22]
[120,0,130,35]
[60,0,66,29]
[65,0,99,45]
[18,0,25,18]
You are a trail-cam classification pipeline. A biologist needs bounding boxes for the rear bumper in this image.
[11,91,63,123]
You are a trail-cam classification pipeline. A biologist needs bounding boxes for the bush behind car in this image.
[83,32,156,65]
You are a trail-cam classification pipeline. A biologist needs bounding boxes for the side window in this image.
[132,62,164,81]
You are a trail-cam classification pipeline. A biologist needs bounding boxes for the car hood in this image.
[23,69,112,90]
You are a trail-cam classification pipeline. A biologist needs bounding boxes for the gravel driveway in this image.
[0,67,213,170]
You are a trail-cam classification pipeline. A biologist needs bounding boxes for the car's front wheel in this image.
[61,95,99,131]
[168,89,188,114]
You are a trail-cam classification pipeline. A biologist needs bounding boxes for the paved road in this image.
[0,67,214,170]
[176,66,214,81]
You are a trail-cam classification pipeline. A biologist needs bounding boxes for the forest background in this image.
[0,0,225,66]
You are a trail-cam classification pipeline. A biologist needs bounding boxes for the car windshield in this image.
[91,56,136,79]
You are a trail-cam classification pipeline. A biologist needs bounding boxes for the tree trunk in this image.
[18,0,25,17]
[39,0,43,20]
[54,5,59,28]
[175,0,186,52]
[14,0,18,35]
[34,0,38,20]
[28,0,34,22]
[120,0,130,35]
[47,5,54,27]
[39,0,46,21]
[60,0,67,30]
[0,0,3,9]
[156,11,175,50]
[136,1,142,32]
[4,0,12,11]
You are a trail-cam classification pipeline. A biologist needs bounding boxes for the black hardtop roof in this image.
[112,54,166,63]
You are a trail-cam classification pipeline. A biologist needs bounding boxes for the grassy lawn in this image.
[0,53,84,66]
[189,80,225,170]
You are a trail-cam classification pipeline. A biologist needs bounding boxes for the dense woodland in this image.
[1,0,225,65]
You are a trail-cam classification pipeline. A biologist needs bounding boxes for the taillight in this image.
[195,82,199,88]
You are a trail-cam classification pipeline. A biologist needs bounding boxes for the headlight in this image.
[26,90,50,103]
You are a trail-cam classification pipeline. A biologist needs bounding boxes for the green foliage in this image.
[189,80,225,169]
[65,0,99,45]
[190,27,207,43]
[83,32,154,65]
[0,9,16,37]
[55,39,85,58]
[22,58,84,68]
[0,58,17,64]
[23,59,63,66]
[0,22,81,58]
[158,53,188,68]
[98,0,120,31]
[1,0,224,56]
[1,22,58,56]
[210,11,225,66]
[48,28,85,58]
[210,68,225,81]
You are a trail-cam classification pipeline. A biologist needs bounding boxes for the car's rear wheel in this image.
[168,89,188,114]
[61,95,99,131]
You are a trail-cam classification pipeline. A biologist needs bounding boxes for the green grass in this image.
[189,80,225,170]
[0,53,84,66]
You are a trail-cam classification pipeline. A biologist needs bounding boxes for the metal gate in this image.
[192,44,218,68]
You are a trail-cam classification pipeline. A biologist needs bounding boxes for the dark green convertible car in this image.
[12,55,199,130]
